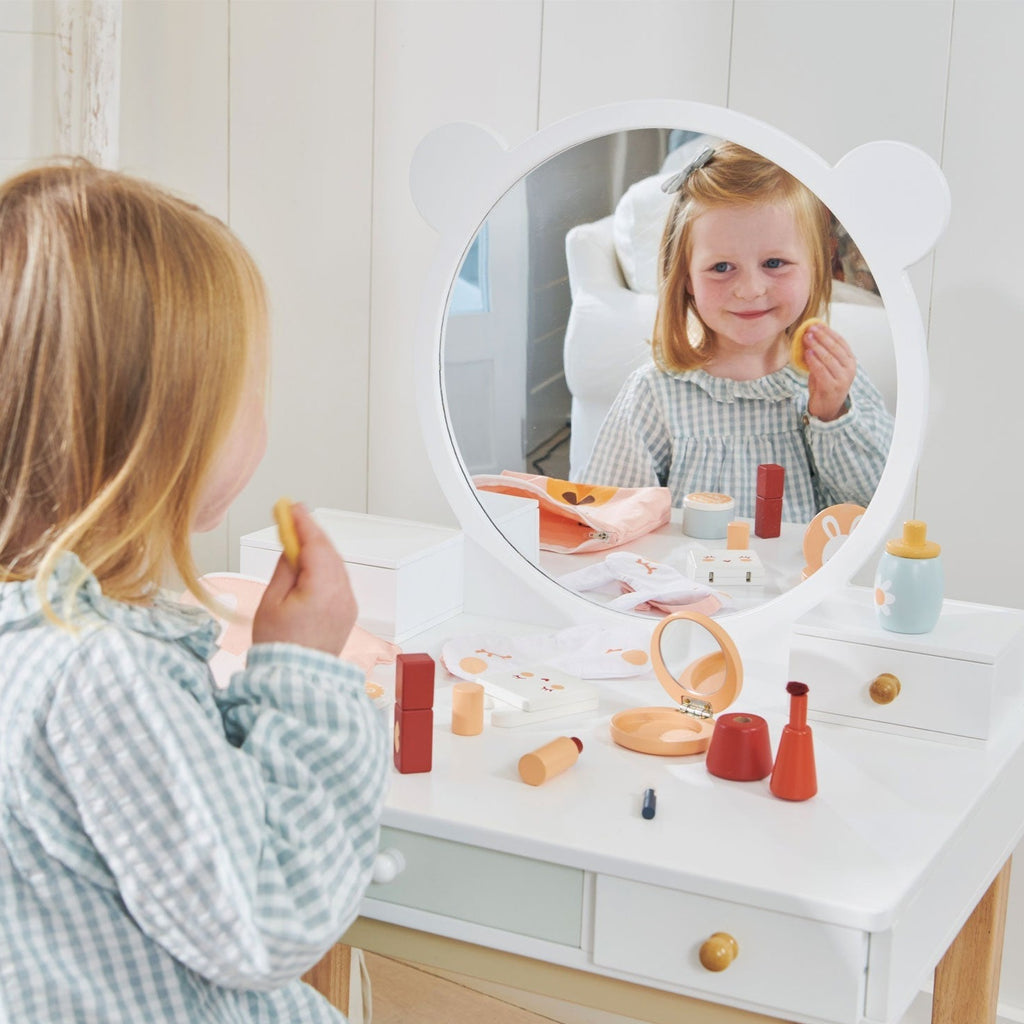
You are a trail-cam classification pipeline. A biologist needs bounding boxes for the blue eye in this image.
[712,262,731,273]
[764,257,786,269]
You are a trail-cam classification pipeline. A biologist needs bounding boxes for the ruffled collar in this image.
[0,553,220,660]
[673,365,806,403]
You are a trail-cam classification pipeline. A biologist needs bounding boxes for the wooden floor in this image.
[365,952,559,1024]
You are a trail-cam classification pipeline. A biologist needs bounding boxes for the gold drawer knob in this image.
[699,932,739,972]
[869,673,902,705]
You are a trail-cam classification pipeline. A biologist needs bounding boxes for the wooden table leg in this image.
[302,943,353,1013]
[932,858,1012,1024]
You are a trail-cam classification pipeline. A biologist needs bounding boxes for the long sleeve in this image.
[40,629,389,992]
[805,367,894,509]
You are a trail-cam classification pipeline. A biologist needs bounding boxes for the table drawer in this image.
[592,875,866,1024]
[791,636,993,740]
[367,826,584,947]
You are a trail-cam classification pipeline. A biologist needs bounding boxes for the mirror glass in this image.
[441,127,894,620]
[656,612,731,700]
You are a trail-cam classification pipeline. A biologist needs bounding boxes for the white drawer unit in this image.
[791,588,1024,743]
[592,875,867,1023]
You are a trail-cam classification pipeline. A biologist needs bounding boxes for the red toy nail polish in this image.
[770,681,817,801]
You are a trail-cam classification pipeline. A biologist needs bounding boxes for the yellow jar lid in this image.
[885,520,941,559]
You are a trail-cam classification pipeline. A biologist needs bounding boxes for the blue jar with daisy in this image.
[874,520,943,633]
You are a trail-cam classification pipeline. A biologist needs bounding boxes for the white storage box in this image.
[240,509,464,644]
[790,587,1024,744]
[475,490,539,565]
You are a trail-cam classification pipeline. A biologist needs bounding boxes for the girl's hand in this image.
[252,504,358,656]
[802,321,856,422]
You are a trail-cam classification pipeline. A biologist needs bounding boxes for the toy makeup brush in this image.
[770,681,817,801]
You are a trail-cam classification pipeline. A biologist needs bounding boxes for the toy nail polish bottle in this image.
[874,520,943,634]
[770,682,816,801]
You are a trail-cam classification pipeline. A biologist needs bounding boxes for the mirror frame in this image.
[413,99,948,642]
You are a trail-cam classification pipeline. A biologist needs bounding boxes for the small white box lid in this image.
[794,586,1024,664]
[242,508,462,570]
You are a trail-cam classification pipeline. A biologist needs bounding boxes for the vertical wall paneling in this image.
[537,0,733,125]
[0,22,57,171]
[228,1,375,568]
[918,0,1024,613]
[119,1,231,573]
[368,0,543,524]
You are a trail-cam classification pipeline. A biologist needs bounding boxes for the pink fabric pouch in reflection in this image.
[473,470,671,554]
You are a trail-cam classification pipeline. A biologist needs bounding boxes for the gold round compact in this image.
[610,610,743,756]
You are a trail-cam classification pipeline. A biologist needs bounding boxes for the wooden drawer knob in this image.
[869,673,902,705]
[699,932,739,972]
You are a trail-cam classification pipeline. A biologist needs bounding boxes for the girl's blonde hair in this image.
[652,141,834,373]
[0,159,267,617]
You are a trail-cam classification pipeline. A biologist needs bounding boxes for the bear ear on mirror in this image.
[830,141,951,274]
[410,122,509,233]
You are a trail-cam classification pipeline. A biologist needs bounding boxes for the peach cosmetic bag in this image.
[473,470,671,554]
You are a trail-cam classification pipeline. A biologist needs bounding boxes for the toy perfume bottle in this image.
[874,520,943,634]
[770,682,816,801]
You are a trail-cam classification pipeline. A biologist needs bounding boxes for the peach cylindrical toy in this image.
[518,737,583,786]
[451,681,484,736]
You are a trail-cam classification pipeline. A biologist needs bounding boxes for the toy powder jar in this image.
[682,492,735,540]
[610,610,743,756]
[874,520,944,634]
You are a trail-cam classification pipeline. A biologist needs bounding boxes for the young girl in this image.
[0,162,388,1021]
[584,141,893,522]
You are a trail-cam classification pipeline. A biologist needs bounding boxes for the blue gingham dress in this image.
[1,554,389,1022]
[583,363,893,521]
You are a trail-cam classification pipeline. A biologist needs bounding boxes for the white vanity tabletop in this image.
[368,608,1024,937]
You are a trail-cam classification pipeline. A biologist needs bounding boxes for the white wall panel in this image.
[0,1,54,33]
[228,0,375,567]
[537,0,732,125]
[119,0,231,572]
[119,2,229,216]
[730,0,952,165]
[368,0,543,525]
[0,30,56,160]
[918,0,1024,613]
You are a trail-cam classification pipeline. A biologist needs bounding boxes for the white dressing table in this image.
[302,100,1012,1023]
[299,592,1024,1024]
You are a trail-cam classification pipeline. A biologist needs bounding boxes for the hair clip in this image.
[660,145,715,195]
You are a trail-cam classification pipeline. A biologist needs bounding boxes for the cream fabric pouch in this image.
[473,470,671,554]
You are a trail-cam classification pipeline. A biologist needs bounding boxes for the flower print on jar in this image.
[874,578,896,616]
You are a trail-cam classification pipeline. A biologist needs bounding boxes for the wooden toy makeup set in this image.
[610,610,817,798]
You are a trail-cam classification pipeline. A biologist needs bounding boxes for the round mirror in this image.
[413,100,949,644]
[650,610,742,706]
